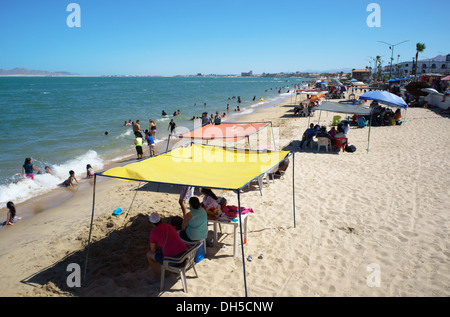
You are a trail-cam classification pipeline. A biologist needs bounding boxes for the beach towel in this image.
[221,205,254,218]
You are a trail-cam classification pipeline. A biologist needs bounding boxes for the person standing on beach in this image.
[2,201,21,226]
[179,186,194,216]
[146,132,156,157]
[149,120,157,140]
[168,119,176,134]
[201,112,211,126]
[133,120,142,136]
[135,132,144,159]
[214,112,221,125]
[22,158,41,180]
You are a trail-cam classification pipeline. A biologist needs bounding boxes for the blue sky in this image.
[1,0,449,76]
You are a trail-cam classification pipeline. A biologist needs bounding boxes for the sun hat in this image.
[149,212,161,224]
[112,207,122,215]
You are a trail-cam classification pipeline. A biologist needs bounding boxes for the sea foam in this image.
[0,150,104,206]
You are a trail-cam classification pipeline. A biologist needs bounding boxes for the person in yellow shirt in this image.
[135,132,144,159]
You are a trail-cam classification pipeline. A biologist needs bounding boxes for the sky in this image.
[1,0,449,76]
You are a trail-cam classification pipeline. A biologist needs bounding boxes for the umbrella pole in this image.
[84,174,97,281]
[237,190,248,297]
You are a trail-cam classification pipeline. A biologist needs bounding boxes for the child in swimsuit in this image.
[61,170,78,187]
[2,201,21,226]
[86,164,94,178]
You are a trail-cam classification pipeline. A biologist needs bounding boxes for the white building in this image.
[396,54,450,77]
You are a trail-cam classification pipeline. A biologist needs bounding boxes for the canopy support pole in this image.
[270,121,276,150]
[247,136,251,150]
[367,109,373,154]
[84,174,97,281]
[237,190,248,297]
[292,152,296,228]
[165,134,171,152]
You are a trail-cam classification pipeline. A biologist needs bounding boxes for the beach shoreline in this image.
[0,90,297,229]
[1,88,449,297]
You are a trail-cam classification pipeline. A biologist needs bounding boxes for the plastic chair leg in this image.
[160,269,165,292]
[180,269,188,293]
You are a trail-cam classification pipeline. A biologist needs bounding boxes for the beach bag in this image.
[345,145,356,153]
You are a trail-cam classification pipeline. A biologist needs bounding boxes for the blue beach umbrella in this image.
[359,90,408,108]
[359,90,408,153]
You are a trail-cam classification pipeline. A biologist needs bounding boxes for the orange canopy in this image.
[309,93,325,102]
[176,122,270,142]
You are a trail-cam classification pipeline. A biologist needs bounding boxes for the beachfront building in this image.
[241,70,253,77]
[396,54,450,77]
[351,69,371,82]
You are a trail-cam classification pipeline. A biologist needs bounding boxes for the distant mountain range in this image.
[0,68,80,76]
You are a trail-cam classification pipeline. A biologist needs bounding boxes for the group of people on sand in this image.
[146,187,227,278]
[299,121,349,151]
[293,102,316,117]
[368,102,403,126]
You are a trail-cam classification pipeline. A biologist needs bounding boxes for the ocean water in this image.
[0,76,309,206]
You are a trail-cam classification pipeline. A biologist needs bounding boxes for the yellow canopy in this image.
[100,143,290,190]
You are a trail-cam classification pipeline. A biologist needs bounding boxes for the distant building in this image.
[396,54,450,77]
[241,70,253,77]
[352,69,371,81]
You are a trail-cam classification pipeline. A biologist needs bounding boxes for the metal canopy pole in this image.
[367,109,373,154]
[237,190,248,297]
[292,152,296,228]
[84,174,97,281]
[270,121,276,150]
[165,134,171,152]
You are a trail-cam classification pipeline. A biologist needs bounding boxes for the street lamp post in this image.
[378,40,409,79]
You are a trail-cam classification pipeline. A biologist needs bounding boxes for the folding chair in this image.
[160,241,202,293]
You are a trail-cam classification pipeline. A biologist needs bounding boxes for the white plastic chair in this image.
[263,165,279,184]
[160,241,202,293]
[317,137,330,152]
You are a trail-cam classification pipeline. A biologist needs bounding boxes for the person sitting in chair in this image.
[393,109,402,125]
[334,126,347,138]
[316,126,335,147]
[180,197,208,242]
[147,212,187,277]
[298,123,316,149]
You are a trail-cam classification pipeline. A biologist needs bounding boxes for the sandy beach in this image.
[1,92,449,298]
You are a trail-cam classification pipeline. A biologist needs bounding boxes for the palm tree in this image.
[375,55,383,80]
[414,43,426,79]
